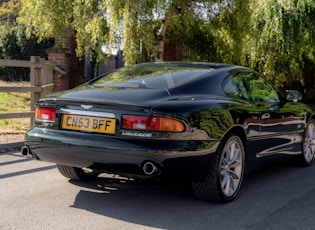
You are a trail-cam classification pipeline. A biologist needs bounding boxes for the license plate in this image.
[61,114,116,134]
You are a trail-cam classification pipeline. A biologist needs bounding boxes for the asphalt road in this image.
[1,151,315,230]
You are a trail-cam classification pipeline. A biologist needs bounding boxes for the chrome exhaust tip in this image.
[143,161,159,176]
[21,145,33,158]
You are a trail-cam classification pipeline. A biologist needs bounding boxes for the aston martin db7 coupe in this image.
[23,62,315,203]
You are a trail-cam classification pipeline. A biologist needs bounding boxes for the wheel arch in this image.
[224,125,247,151]
[309,114,315,123]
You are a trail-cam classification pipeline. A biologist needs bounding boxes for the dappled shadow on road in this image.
[0,165,57,180]
[0,157,30,167]
[67,159,315,230]
[0,151,57,179]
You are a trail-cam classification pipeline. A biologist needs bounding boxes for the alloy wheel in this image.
[220,139,243,197]
[304,122,315,163]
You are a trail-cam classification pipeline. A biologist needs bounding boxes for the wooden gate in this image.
[0,56,55,126]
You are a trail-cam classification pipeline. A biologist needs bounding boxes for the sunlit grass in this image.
[0,80,31,133]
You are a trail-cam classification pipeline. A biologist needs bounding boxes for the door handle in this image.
[261,113,270,120]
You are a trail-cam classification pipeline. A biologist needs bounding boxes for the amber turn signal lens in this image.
[121,115,184,132]
[159,117,185,132]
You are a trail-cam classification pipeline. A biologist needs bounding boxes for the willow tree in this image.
[92,0,225,64]
[11,0,109,60]
[247,0,315,87]
[6,0,225,65]
[202,0,251,65]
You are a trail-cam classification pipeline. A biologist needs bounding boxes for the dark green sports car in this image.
[22,62,315,203]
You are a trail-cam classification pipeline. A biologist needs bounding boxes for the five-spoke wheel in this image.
[192,134,245,203]
[220,137,243,197]
[301,119,315,166]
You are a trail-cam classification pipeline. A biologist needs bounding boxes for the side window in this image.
[223,75,249,100]
[242,73,280,103]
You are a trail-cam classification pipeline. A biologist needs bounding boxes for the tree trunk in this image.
[154,9,171,62]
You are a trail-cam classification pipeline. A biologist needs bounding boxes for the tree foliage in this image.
[14,0,109,59]
[184,0,251,64]
[0,1,54,81]
[11,0,225,64]
[0,20,27,81]
[247,0,315,87]
[1,0,315,87]
[103,0,222,64]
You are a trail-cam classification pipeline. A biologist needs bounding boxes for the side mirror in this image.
[285,90,302,102]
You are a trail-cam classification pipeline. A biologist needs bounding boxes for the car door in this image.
[241,72,301,157]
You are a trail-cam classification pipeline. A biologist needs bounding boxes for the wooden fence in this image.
[0,56,55,126]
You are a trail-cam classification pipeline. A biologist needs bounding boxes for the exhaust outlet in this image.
[21,145,33,158]
[143,161,159,176]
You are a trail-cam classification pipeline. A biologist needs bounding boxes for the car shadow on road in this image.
[66,158,315,229]
[69,175,216,229]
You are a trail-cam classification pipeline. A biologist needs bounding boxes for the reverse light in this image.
[35,107,56,122]
[121,115,185,132]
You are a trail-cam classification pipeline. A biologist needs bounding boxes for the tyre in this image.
[57,164,100,181]
[300,119,315,166]
[192,134,245,203]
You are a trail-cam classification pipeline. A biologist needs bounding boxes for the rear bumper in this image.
[25,127,220,181]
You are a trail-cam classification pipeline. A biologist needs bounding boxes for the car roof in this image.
[139,61,236,70]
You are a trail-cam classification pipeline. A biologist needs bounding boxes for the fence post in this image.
[42,61,54,97]
[29,56,55,126]
[30,56,43,126]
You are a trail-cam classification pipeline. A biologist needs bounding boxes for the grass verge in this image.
[0,80,31,134]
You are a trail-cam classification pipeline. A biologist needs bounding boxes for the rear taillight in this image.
[35,107,56,122]
[121,115,185,132]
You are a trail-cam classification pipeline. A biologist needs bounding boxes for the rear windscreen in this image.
[91,64,213,89]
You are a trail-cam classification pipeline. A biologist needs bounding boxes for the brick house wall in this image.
[46,45,70,92]
[46,34,183,92]
[163,41,183,61]
[46,33,84,92]
[98,56,116,76]
[68,38,85,89]
[97,51,124,76]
